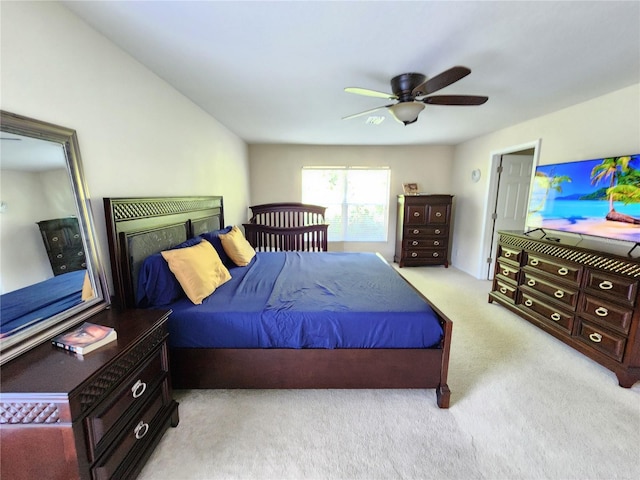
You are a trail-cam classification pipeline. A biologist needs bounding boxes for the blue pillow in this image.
[200,226,234,267]
[136,237,202,307]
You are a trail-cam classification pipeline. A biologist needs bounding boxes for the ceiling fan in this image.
[343,66,488,125]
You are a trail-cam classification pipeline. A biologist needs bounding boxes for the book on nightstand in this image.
[52,321,117,355]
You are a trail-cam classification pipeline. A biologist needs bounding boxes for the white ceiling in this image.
[62,1,640,146]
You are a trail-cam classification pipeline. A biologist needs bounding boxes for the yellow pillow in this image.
[161,240,231,305]
[219,225,256,266]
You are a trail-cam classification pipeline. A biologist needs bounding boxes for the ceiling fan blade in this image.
[342,104,394,120]
[412,66,471,97]
[344,87,397,100]
[423,95,488,106]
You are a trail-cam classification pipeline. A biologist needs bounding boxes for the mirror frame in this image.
[0,110,110,365]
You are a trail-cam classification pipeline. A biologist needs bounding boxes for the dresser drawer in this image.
[526,254,582,285]
[576,320,627,362]
[404,226,447,237]
[403,238,446,249]
[426,204,449,224]
[520,271,579,310]
[497,261,519,283]
[519,292,574,333]
[92,383,168,480]
[584,270,638,306]
[403,249,448,261]
[497,245,523,264]
[406,205,428,225]
[493,278,517,302]
[85,347,167,460]
[579,294,633,335]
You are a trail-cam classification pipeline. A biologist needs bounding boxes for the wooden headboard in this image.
[104,196,224,309]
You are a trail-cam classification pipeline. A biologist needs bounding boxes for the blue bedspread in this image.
[167,252,443,349]
[0,270,86,338]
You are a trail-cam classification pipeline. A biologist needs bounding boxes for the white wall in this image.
[0,1,250,294]
[0,170,58,292]
[249,144,454,260]
[451,84,640,278]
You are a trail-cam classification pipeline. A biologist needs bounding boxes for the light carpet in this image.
[138,266,639,480]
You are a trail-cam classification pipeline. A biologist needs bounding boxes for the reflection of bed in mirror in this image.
[0,270,88,339]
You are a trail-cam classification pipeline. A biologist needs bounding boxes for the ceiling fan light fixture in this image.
[389,102,425,125]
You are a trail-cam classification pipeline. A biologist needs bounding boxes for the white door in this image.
[487,154,534,278]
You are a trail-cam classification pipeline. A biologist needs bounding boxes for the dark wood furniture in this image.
[37,217,87,276]
[488,231,640,388]
[0,308,179,480]
[395,194,453,267]
[104,196,453,408]
[243,202,329,252]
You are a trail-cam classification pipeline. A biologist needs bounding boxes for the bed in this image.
[104,196,453,408]
[0,269,86,339]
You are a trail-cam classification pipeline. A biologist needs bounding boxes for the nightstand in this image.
[0,308,179,480]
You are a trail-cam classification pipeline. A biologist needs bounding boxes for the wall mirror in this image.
[0,110,109,364]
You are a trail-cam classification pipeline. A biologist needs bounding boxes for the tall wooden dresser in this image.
[0,308,179,480]
[488,231,640,388]
[394,194,453,267]
[37,217,87,276]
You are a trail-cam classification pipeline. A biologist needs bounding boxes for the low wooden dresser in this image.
[394,194,453,267]
[488,231,640,387]
[0,308,179,480]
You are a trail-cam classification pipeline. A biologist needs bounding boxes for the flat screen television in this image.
[526,153,640,244]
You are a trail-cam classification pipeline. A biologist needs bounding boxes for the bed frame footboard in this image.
[169,313,452,408]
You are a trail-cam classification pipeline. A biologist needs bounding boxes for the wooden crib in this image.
[243,202,329,252]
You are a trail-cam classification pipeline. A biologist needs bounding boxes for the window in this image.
[302,167,390,242]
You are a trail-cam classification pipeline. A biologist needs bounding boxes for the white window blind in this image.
[302,167,390,242]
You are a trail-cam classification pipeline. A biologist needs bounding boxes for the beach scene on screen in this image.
[526,154,640,243]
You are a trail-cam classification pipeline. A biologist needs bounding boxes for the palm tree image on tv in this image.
[526,153,640,243]
[590,155,640,224]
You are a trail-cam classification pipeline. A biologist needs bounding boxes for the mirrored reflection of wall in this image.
[0,167,76,293]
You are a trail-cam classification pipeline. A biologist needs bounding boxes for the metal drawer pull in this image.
[500,287,507,294]
[134,421,149,440]
[131,380,147,399]
[412,241,418,246]
[524,299,533,307]
[411,252,418,257]
[589,332,603,343]
[503,269,510,276]
[413,212,421,217]
[554,290,565,299]
[598,281,613,290]
[413,229,420,234]
[432,252,439,257]
[527,279,536,286]
[557,267,569,276]
[504,251,511,257]
[550,313,561,322]
[434,241,440,246]
[530,259,539,266]
[435,212,442,217]
[434,229,441,234]
[595,307,609,317]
